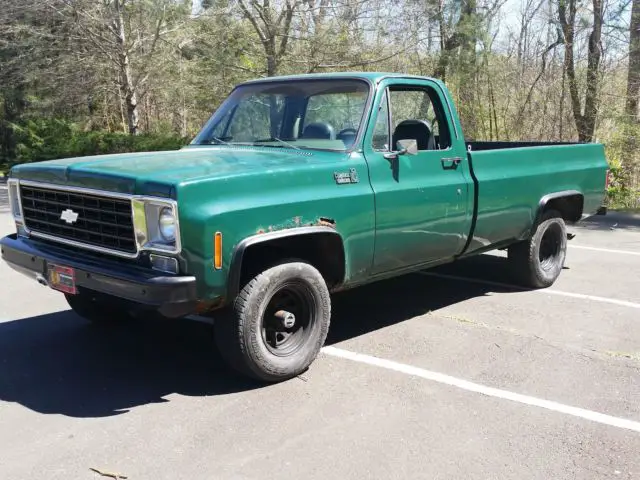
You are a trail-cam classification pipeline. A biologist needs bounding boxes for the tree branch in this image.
[238,0,268,44]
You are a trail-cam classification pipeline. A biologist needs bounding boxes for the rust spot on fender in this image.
[316,217,336,228]
[257,216,336,234]
[195,297,225,313]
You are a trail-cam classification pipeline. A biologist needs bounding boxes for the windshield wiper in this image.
[209,136,231,145]
[253,137,300,150]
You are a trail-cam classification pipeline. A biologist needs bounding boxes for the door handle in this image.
[441,157,461,170]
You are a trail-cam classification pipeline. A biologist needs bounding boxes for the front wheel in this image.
[215,261,331,382]
[508,209,567,288]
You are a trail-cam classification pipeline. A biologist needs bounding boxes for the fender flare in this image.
[226,226,344,300]
[532,190,583,233]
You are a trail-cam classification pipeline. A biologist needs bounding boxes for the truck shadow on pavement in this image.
[0,311,259,418]
[327,252,517,345]
[0,254,520,418]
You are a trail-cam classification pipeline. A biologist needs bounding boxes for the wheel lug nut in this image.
[274,310,295,328]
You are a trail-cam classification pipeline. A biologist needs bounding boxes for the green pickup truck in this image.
[1,72,608,382]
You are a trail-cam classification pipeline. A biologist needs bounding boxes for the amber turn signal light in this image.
[214,232,222,269]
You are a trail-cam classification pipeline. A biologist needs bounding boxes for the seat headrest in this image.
[392,119,435,151]
[302,122,335,140]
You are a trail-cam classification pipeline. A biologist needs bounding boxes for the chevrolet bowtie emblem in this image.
[60,209,79,224]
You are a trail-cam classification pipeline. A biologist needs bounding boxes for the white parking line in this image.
[422,272,640,310]
[322,346,640,433]
[570,245,640,256]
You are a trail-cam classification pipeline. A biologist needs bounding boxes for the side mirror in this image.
[383,138,418,160]
[397,139,418,155]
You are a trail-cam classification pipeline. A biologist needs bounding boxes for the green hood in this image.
[10,145,334,198]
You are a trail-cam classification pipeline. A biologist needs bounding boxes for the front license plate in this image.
[48,264,77,294]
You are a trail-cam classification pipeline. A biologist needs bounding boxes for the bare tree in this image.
[237,0,302,76]
[558,0,603,142]
[47,0,184,134]
[626,0,640,121]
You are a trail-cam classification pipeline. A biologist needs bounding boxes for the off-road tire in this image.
[508,209,567,288]
[215,261,331,382]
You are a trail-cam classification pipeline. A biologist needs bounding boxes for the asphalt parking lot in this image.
[0,202,639,480]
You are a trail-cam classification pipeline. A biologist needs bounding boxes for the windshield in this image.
[192,79,370,151]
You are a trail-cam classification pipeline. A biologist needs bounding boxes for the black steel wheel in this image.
[215,261,331,382]
[538,221,564,270]
[261,283,317,357]
[508,209,567,288]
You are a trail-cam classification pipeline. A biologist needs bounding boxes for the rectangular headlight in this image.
[132,197,181,254]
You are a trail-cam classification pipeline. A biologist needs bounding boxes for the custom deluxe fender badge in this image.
[333,168,359,184]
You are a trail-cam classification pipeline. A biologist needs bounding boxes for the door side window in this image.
[388,87,451,150]
[371,91,390,151]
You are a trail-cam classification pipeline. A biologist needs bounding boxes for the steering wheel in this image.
[337,128,358,147]
[337,128,357,138]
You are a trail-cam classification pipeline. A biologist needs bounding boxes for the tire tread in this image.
[215,262,330,382]
[508,209,567,288]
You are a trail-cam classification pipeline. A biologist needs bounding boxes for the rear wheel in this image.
[215,261,331,382]
[508,209,567,288]
[65,291,134,326]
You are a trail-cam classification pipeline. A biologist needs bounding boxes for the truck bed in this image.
[462,142,608,256]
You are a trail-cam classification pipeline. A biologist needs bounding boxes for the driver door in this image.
[363,79,472,274]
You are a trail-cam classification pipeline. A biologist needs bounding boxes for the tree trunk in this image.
[266,52,278,77]
[433,0,458,82]
[626,0,640,120]
[559,0,602,142]
[114,0,139,135]
[560,60,566,138]
[434,38,456,81]
[457,0,478,138]
[433,0,477,106]
[582,0,602,141]
[124,89,139,135]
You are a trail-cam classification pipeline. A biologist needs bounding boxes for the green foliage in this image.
[602,121,640,209]
[4,118,188,171]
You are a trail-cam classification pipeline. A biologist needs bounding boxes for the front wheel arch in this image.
[227,226,346,300]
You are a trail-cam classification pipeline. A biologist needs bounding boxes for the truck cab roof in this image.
[238,72,441,86]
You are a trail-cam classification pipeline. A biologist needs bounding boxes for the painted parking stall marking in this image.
[421,272,640,310]
[322,346,640,434]
[570,244,640,256]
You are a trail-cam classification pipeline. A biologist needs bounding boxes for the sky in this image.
[188,0,631,62]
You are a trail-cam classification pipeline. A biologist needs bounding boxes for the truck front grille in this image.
[20,184,137,255]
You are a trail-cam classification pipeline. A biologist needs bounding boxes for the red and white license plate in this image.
[48,264,77,294]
